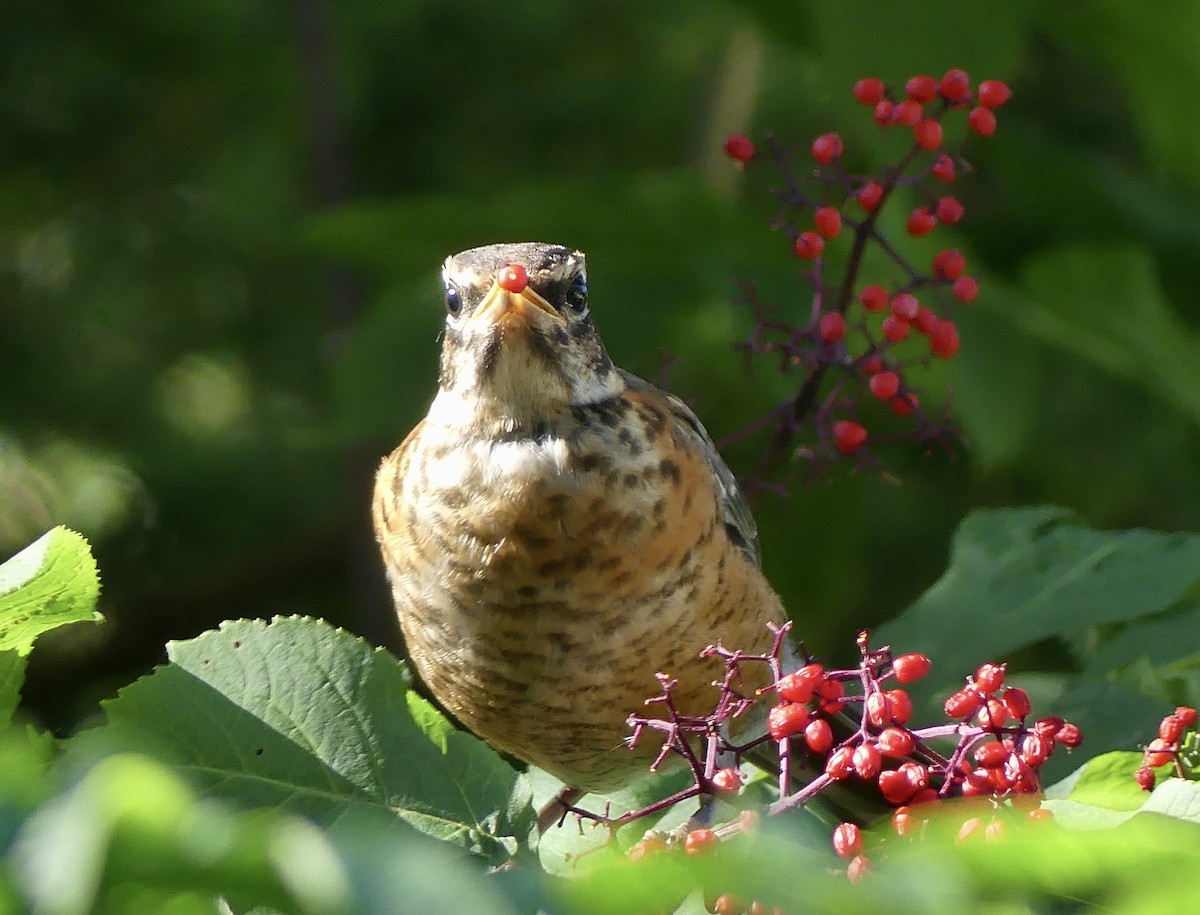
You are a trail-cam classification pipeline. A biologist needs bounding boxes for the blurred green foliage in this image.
[4,0,1200,731]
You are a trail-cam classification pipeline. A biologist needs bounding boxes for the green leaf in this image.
[12,753,351,915]
[0,650,27,727]
[1044,752,1148,813]
[69,616,533,865]
[1084,600,1200,676]
[0,526,103,656]
[1141,777,1200,823]
[876,507,1200,680]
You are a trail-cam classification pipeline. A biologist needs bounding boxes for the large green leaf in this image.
[876,507,1200,677]
[0,526,102,656]
[69,616,534,865]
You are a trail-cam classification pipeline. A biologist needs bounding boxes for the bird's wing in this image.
[619,370,762,567]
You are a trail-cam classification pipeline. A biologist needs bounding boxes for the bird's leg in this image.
[536,785,587,833]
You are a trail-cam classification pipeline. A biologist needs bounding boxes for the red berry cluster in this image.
[611,624,1078,886]
[721,69,1010,488]
[1135,705,1198,790]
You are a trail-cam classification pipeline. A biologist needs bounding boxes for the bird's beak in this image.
[471,282,564,326]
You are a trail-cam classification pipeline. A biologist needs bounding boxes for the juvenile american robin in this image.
[373,242,788,819]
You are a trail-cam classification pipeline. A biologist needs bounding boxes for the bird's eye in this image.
[444,284,463,317]
[564,273,588,314]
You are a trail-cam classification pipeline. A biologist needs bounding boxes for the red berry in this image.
[723,134,755,162]
[767,702,810,740]
[856,181,885,212]
[833,419,868,454]
[866,692,891,728]
[826,746,855,780]
[1144,737,1174,769]
[977,79,1012,109]
[914,307,938,335]
[905,75,938,103]
[813,206,843,239]
[1176,706,1198,726]
[1135,766,1156,791]
[1003,687,1032,720]
[935,196,965,225]
[878,769,916,805]
[873,99,895,127]
[952,275,979,302]
[931,154,956,183]
[685,828,719,856]
[899,761,929,792]
[777,663,825,702]
[805,718,834,753]
[1034,716,1064,737]
[1056,722,1083,748]
[859,355,884,375]
[832,822,863,859]
[853,743,882,779]
[893,653,932,683]
[819,312,846,343]
[811,132,844,164]
[930,320,960,358]
[891,292,919,320]
[939,68,971,103]
[907,208,936,236]
[976,697,1009,729]
[794,231,825,260]
[914,118,943,151]
[974,740,1010,769]
[817,678,847,714]
[860,284,889,312]
[1020,733,1051,767]
[846,854,870,884]
[712,895,744,915]
[890,394,918,416]
[932,248,966,279]
[881,315,911,343]
[886,689,914,724]
[711,767,742,793]
[869,370,900,400]
[1160,715,1186,742]
[893,99,923,126]
[944,689,981,719]
[497,263,529,293]
[877,727,915,759]
[892,806,916,836]
[968,106,997,136]
[853,77,886,105]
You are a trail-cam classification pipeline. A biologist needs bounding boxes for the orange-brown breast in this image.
[373,390,786,792]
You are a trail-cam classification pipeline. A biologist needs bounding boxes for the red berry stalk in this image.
[598,622,1079,883]
[1135,705,1199,791]
[720,68,1011,493]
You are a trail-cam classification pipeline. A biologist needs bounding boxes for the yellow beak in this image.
[470,281,564,325]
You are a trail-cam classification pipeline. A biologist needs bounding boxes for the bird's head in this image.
[430,242,622,431]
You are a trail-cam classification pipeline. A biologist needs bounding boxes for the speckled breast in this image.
[375,391,781,792]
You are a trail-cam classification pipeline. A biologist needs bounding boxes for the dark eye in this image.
[444,284,463,317]
[564,273,588,314]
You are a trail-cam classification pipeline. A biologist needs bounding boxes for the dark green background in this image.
[5,0,1199,727]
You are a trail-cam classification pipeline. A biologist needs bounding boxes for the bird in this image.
[372,242,788,826]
